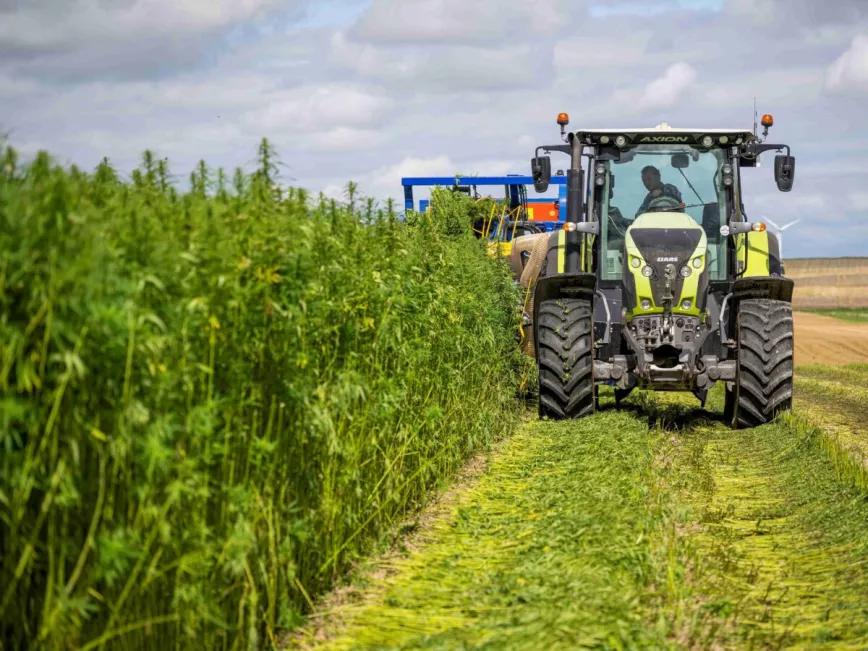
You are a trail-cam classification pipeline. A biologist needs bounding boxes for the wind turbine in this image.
[763,218,800,262]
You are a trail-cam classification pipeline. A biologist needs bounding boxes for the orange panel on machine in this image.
[527,201,559,222]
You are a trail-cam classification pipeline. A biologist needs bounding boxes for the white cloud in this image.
[0,0,294,80]
[826,34,868,91]
[305,127,385,151]
[243,84,394,132]
[848,191,868,210]
[725,0,777,24]
[553,34,652,68]
[329,32,551,91]
[0,0,280,51]
[374,155,457,181]
[350,0,564,44]
[638,62,697,109]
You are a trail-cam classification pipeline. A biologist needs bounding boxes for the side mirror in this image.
[671,152,689,169]
[774,155,795,192]
[531,155,551,193]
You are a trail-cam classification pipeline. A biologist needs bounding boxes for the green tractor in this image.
[528,113,796,428]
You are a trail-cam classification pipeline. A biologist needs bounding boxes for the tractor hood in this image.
[623,212,708,318]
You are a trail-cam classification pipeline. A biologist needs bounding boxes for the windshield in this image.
[598,144,729,281]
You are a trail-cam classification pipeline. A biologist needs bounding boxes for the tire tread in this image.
[537,298,594,419]
[733,299,793,428]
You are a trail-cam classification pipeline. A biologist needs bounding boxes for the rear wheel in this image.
[731,298,793,428]
[537,298,595,419]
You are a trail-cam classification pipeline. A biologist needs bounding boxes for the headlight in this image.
[630,256,642,269]
[701,135,713,147]
[681,299,692,310]
[595,163,605,175]
[680,265,691,278]
[641,299,652,310]
[692,256,703,269]
[641,265,654,277]
[615,135,627,147]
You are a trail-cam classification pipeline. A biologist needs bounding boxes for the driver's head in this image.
[641,165,661,191]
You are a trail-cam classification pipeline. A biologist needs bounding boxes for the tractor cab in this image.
[527,115,797,427]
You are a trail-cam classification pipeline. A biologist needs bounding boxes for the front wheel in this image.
[536,297,595,419]
[730,298,793,428]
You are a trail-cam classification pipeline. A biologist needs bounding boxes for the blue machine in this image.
[401,174,569,234]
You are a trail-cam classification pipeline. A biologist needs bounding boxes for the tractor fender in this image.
[732,276,794,303]
[736,230,784,277]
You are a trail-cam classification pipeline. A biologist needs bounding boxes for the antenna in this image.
[764,218,800,261]
[753,97,758,138]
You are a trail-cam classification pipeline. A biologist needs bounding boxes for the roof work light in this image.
[557,112,570,138]
[761,113,774,138]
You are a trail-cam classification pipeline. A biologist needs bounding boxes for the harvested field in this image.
[296,389,868,649]
[787,257,868,309]
[794,310,868,365]
[796,363,868,483]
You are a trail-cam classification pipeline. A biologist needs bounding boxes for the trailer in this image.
[401,174,569,241]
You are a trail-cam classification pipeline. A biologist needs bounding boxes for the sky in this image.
[1,0,867,257]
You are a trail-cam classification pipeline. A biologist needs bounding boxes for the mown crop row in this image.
[0,141,522,649]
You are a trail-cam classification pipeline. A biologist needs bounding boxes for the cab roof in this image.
[573,124,755,147]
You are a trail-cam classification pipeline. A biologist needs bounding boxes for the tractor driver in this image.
[636,165,682,216]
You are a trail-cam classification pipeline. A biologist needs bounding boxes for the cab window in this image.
[597,144,729,281]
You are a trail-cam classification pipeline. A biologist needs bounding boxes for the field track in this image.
[794,311,868,365]
[295,386,868,649]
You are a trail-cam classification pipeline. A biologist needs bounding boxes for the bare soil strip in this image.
[292,389,868,649]
[793,311,868,366]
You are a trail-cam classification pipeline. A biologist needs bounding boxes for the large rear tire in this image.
[731,298,793,428]
[537,298,595,419]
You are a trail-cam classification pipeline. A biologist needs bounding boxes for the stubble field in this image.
[787,257,868,309]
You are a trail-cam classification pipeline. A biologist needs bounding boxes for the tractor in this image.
[527,113,796,428]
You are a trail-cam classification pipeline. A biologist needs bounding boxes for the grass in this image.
[302,406,690,649]
[0,142,523,649]
[803,308,868,322]
[660,395,868,647]
[795,363,868,488]
[300,388,868,649]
